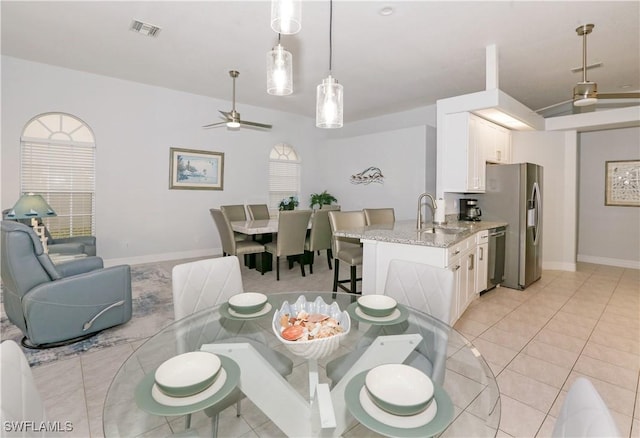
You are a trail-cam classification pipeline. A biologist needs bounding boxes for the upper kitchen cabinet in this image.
[442,112,511,193]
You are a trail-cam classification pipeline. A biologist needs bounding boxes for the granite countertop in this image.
[333,218,508,248]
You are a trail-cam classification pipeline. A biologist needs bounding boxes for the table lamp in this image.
[5,193,57,253]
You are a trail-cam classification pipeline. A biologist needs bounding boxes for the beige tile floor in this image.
[27,261,639,437]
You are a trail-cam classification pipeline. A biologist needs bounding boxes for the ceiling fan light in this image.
[271,0,301,35]
[316,75,343,129]
[267,44,293,96]
[573,81,598,106]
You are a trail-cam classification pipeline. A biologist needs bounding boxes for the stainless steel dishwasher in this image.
[487,226,506,291]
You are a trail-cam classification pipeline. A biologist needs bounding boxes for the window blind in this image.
[268,145,300,210]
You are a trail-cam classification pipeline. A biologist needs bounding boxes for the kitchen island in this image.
[333,218,507,324]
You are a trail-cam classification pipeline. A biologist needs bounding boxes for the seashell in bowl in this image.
[272,295,351,360]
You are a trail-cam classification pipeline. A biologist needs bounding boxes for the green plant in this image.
[278,196,299,211]
[309,190,338,209]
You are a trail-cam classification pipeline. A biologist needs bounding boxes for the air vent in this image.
[130,20,161,37]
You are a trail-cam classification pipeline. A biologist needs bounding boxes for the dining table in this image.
[103,291,500,437]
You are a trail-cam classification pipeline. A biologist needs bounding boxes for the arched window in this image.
[20,113,96,237]
[269,143,300,210]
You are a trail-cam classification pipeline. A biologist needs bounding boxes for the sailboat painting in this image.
[169,147,224,190]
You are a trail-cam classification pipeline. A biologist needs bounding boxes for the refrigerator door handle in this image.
[532,181,542,246]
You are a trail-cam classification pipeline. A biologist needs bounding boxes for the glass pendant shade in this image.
[271,0,301,35]
[573,81,598,107]
[316,75,343,129]
[267,44,293,96]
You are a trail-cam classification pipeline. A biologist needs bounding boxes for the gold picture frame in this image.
[605,159,639,206]
[169,147,224,190]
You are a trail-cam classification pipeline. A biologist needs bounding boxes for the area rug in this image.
[0,262,176,367]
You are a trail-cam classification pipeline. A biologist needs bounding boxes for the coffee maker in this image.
[459,199,482,221]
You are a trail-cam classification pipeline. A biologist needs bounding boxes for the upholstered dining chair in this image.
[1,220,132,348]
[304,209,333,273]
[210,209,265,260]
[552,377,620,438]
[363,207,395,226]
[326,259,454,388]
[265,210,312,281]
[328,210,365,294]
[0,340,46,432]
[247,204,270,220]
[220,205,248,242]
[171,256,293,436]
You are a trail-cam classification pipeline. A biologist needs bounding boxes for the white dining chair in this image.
[171,256,293,437]
[326,259,453,387]
[552,377,620,438]
[0,340,47,437]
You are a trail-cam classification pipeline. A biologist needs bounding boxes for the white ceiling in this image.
[2,1,639,123]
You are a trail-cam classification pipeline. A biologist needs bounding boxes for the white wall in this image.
[511,130,578,271]
[578,127,640,268]
[1,56,322,265]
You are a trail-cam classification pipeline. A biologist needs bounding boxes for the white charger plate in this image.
[220,302,273,320]
[347,302,410,325]
[152,369,227,407]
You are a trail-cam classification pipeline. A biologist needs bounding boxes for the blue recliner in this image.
[0,221,132,348]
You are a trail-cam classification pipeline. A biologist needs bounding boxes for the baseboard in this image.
[577,254,640,269]
[103,248,221,267]
[542,261,577,272]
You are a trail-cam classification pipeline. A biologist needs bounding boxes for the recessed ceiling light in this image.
[130,19,161,37]
[379,6,394,16]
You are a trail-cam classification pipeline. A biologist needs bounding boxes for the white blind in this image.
[20,114,96,238]
[268,144,300,210]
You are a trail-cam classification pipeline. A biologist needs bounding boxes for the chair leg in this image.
[276,256,280,281]
[236,399,241,417]
[299,255,306,277]
[211,413,219,438]
[309,251,315,274]
[326,249,333,270]
[333,259,340,292]
[351,265,358,295]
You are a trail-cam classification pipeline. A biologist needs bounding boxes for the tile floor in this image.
[26,261,640,437]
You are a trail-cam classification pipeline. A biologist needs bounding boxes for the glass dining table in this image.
[103,291,500,437]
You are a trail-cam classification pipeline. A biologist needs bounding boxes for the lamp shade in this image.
[271,0,301,35]
[5,193,57,220]
[316,75,343,129]
[267,44,293,96]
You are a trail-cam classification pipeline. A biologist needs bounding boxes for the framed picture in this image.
[169,147,224,190]
[605,160,639,206]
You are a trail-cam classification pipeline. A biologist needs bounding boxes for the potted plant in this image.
[279,196,299,211]
[309,190,338,209]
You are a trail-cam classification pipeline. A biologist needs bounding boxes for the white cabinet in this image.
[475,231,489,294]
[442,112,511,193]
[446,235,477,323]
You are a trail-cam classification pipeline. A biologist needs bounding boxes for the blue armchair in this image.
[0,221,132,348]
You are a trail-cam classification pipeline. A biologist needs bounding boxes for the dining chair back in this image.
[320,204,341,211]
[328,210,366,294]
[210,209,265,257]
[220,204,247,221]
[304,210,333,273]
[364,208,395,226]
[265,210,312,281]
[552,377,620,438]
[0,340,46,435]
[247,204,270,220]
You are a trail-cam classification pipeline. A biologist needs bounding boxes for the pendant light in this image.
[271,0,301,35]
[573,24,598,107]
[267,34,293,96]
[316,0,343,129]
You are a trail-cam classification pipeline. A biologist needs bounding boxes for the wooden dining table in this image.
[103,291,501,437]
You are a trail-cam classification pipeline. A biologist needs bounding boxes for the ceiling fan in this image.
[536,24,639,115]
[203,70,272,130]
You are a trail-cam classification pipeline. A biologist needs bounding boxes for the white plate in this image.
[151,369,227,407]
[227,302,272,318]
[355,306,401,322]
[359,386,437,429]
[154,351,221,396]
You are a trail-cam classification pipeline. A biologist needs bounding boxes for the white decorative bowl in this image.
[365,364,434,416]
[154,351,221,397]
[357,295,397,317]
[272,295,351,360]
[228,292,268,314]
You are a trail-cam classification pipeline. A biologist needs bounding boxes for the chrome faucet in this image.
[417,192,437,229]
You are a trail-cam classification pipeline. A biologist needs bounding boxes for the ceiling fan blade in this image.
[534,99,573,113]
[219,110,232,120]
[239,120,273,129]
[202,121,228,128]
[598,92,640,99]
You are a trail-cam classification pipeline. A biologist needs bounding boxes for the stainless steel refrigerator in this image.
[479,163,543,290]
